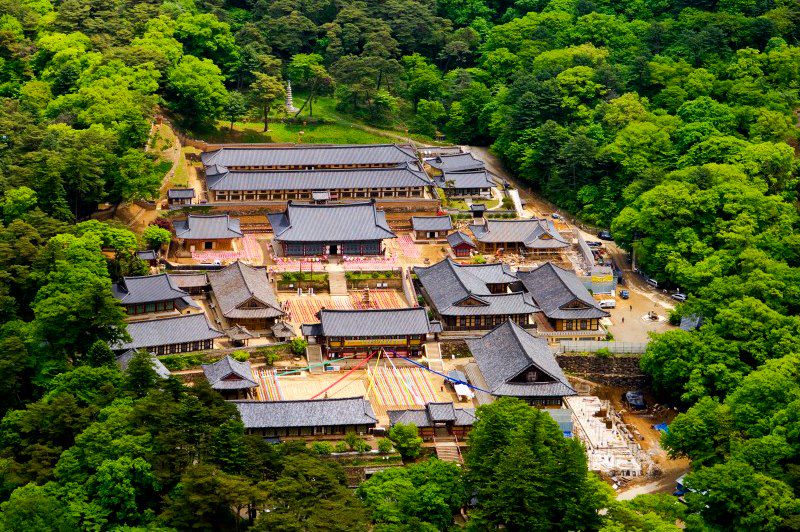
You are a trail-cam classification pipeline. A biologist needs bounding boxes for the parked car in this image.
[645,276,658,288]
[620,289,630,299]
[671,292,687,302]
[551,212,562,220]
[599,299,616,309]
[586,240,603,248]
[623,391,647,410]
[598,230,613,241]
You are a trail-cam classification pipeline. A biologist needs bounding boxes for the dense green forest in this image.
[2,0,800,528]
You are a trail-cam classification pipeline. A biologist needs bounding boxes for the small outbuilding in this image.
[446,231,477,258]
[202,355,258,400]
[173,214,243,252]
[271,321,296,341]
[411,215,453,241]
[168,188,195,206]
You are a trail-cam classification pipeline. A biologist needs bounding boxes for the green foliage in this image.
[86,339,115,368]
[142,225,171,250]
[334,441,349,453]
[377,438,393,454]
[289,337,308,356]
[358,458,465,530]
[310,441,333,456]
[256,345,283,366]
[230,350,249,362]
[388,423,423,460]
[465,398,607,530]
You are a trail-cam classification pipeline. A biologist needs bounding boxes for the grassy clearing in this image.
[207,120,393,144]
[202,94,438,145]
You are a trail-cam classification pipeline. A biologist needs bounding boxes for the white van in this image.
[599,299,616,309]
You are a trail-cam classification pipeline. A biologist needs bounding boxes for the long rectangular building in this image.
[201,144,418,171]
[205,166,432,203]
[301,307,435,357]
[112,313,223,356]
[233,397,378,438]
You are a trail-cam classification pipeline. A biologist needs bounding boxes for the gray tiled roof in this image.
[387,403,476,427]
[268,201,396,243]
[112,274,189,305]
[113,313,223,351]
[208,262,283,320]
[168,188,195,199]
[207,166,431,191]
[425,153,485,172]
[412,215,453,232]
[202,355,258,390]
[174,214,243,240]
[518,263,608,320]
[233,397,378,429]
[313,307,432,337]
[470,219,570,250]
[201,144,418,168]
[415,259,538,317]
[136,250,157,261]
[116,349,171,379]
[226,324,257,341]
[301,323,323,337]
[447,231,476,249]
[168,273,209,289]
[271,321,295,338]
[426,402,456,421]
[466,321,576,398]
[436,170,495,190]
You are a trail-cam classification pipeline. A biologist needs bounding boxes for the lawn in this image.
[207,120,395,144]
[203,93,440,146]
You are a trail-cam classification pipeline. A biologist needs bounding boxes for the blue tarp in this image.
[654,422,669,432]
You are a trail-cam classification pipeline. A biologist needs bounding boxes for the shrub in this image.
[377,438,393,454]
[256,345,282,365]
[334,441,349,453]
[311,441,333,455]
[231,350,250,362]
[501,197,514,210]
[596,347,612,358]
[281,272,297,282]
[388,423,423,460]
[344,431,359,451]
[354,440,371,453]
[370,271,381,279]
[142,225,171,249]
[472,255,486,264]
[289,337,308,356]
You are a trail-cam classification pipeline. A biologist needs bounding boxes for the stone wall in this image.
[556,354,648,387]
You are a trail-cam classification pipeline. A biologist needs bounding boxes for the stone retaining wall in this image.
[556,354,648,387]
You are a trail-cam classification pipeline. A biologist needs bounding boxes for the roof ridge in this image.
[319,307,424,314]
[230,396,367,404]
[288,201,376,209]
[123,273,169,280]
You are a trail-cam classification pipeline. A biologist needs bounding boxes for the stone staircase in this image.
[425,342,444,372]
[306,344,324,374]
[433,436,463,463]
[328,270,348,296]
